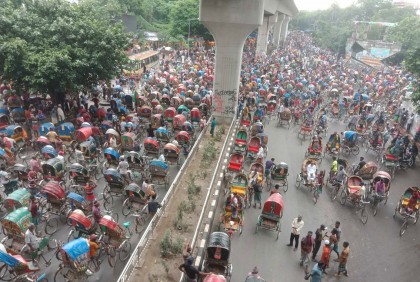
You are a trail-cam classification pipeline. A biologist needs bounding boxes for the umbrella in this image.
[361,94,369,100]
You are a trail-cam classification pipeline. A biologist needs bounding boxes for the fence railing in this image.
[117,119,211,282]
[180,117,238,281]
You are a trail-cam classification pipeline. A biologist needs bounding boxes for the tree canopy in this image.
[0,0,131,98]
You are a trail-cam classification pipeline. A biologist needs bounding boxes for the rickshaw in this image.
[66,192,92,219]
[35,136,51,151]
[163,143,182,168]
[170,97,182,108]
[103,147,121,169]
[138,105,152,119]
[0,245,46,281]
[234,129,248,154]
[121,132,137,152]
[255,193,284,240]
[184,98,195,110]
[41,145,58,160]
[105,128,120,147]
[173,114,187,131]
[3,189,31,213]
[356,161,378,181]
[99,216,131,261]
[297,119,313,142]
[155,127,171,144]
[356,118,367,134]
[1,177,19,195]
[369,171,391,216]
[38,123,55,137]
[148,159,169,188]
[0,113,10,130]
[57,122,76,145]
[6,125,26,144]
[277,108,292,129]
[324,133,340,157]
[103,169,125,203]
[341,131,359,156]
[192,93,201,106]
[295,158,324,203]
[250,122,263,137]
[219,193,244,237]
[223,154,244,188]
[176,131,191,146]
[177,105,190,115]
[68,163,91,186]
[1,208,56,253]
[125,151,147,180]
[161,94,170,107]
[331,101,340,119]
[10,108,26,123]
[393,187,420,236]
[339,176,369,224]
[121,183,147,216]
[198,103,209,118]
[80,141,97,160]
[190,107,201,124]
[67,210,96,242]
[202,232,232,280]
[267,162,289,192]
[151,114,162,130]
[305,136,323,162]
[54,238,93,281]
[246,137,261,163]
[42,157,65,181]
[181,121,195,140]
[40,182,67,222]
[12,164,29,184]
[164,107,176,123]
[75,127,93,142]
[143,138,160,158]
[365,131,384,161]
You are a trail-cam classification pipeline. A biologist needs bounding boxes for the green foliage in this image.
[187,174,201,196]
[405,48,420,113]
[388,17,420,52]
[290,0,416,57]
[201,140,218,168]
[0,0,131,97]
[160,230,183,257]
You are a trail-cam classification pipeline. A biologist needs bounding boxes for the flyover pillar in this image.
[280,15,290,46]
[273,13,286,47]
[256,15,277,55]
[200,0,264,121]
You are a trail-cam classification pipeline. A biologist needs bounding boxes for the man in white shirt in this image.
[25,223,40,264]
[287,216,305,250]
[307,162,317,185]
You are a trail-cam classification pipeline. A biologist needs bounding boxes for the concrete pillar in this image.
[280,15,290,46]
[200,0,264,121]
[256,15,277,55]
[273,13,286,47]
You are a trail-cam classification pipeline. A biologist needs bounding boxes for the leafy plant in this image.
[187,174,201,196]
[161,260,169,274]
[160,230,183,257]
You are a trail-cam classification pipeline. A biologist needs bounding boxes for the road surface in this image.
[216,117,420,282]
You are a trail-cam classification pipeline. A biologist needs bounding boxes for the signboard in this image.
[370,47,390,58]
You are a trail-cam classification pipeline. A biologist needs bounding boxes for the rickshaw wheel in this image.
[295,174,301,189]
[400,221,408,237]
[372,200,378,216]
[45,217,58,235]
[103,192,113,211]
[360,207,368,224]
[67,229,77,243]
[393,203,399,218]
[54,267,71,282]
[283,181,289,193]
[122,199,132,216]
[118,241,132,261]
[352,146,360,156]
[339,190,346,205]
[415,210,419,224]
[107,246,117,267]
[0,264,12,281]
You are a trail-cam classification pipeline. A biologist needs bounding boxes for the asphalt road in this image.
[216,117,420,282]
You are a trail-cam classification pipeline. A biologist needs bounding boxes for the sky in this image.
[295,0,420,11]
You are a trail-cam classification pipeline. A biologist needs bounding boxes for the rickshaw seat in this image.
[349,186,362,194]
[12,255,39,270]
[228,162,241,171]
[385,154,398,161]
[214,247,222,260]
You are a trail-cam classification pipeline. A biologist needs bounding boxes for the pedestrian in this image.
[287,215,304,250]
[334,221,342,243]
[305,262,324,282]
[210,117,216,137]
[178,256,212,282]
[29,196,39,231]
[252,176,263,209]
[312,224,327,261]
[329,228,340,260]
[335,241,350,277]
[50,106,58,125]
[407,113,415,134]
[319,240,331,274]
[57,104,65,124]
[300,231,314,274]
[246,266,265,281]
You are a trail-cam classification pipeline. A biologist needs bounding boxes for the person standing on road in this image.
[335,241,350,277]
[300,231,314,274]
[287,215,304,250]
[329,228,340,260]
[306,262,324,282]
[319,240,331,274]
[312,224,327,261]
[178,256,212,282]
[334,221,342,243]
[210,117,216,137]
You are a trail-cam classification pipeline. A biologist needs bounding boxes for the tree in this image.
[169,0,212,41]
[0,0,131,102]
[404,48,420,113]
[388,16,420,52]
